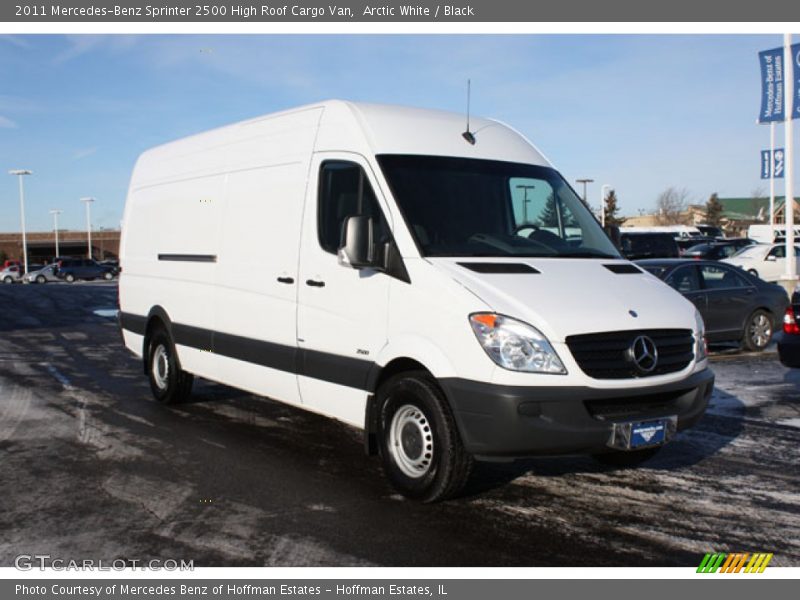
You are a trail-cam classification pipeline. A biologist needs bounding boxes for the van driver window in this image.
[318,161,389,254]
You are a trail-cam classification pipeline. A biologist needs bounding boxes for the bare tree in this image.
[656,187,690,225]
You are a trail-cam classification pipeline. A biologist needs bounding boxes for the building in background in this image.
[0,229,120,264]
[624,196,800,237]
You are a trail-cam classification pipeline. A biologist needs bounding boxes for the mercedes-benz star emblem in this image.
[626,335,658,373]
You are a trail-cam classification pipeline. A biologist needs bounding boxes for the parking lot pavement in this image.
[0,283,798,567]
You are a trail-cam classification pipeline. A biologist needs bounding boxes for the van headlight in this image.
[695,310,708,362]
[469,313,566,374]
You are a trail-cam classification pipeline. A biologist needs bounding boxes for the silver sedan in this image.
[25,264,61,284]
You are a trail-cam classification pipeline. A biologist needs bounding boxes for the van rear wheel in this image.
[147,329,193,404]
[377,371,473,502]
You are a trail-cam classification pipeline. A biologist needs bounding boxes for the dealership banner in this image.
[759,44,800,123]
[761,148,786,179]
[4,0,800,22]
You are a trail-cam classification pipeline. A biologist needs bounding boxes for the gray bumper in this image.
[439,368,714,457]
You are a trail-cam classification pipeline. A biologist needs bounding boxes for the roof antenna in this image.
[462,79,476,145]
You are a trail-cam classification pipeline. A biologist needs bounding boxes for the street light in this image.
[575,178,594,206]
[81,197,95,259]
[49,209,62,260]
[8,169,32,275]
[516,184,536,223]
[600,184,612,228]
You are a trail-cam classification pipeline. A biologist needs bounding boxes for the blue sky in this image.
[0,34,791,232]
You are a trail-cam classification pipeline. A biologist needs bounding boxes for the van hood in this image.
[429,258,697,342]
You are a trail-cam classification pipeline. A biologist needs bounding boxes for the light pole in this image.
[9,169,32,275]
[516,184,536,223]
[81,197,95,259]
[49,209,62,260]
[782,32,797,293]
[575,178,594,207]
[600,184,612,227]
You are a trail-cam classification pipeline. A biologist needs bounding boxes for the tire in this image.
[747,269,759,278]
[3,276,13,284]
[65,273,75,283]
[742,309,773,352]
[593,447,661,467]
[103,271,113,281]
[36,275,46,284]
[147,328,194,404]
[377,371,473,502]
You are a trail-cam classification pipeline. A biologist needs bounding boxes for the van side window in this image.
[768,245,786,259]
[318,161,389,254]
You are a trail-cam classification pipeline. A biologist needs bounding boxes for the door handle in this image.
[277,276,294,284]
[306,279,325,287]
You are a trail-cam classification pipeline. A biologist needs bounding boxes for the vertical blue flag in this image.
[761,149,786,179]
[759,47,785,122]
[759,44,800,122]
[773,148,785,178]
[792,44,800,121]
[761,150,772,178]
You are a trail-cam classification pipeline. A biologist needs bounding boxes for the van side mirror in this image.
[766,255,777,262]
[338,215,375,269]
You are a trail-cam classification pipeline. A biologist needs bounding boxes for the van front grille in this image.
[566,329,694,379]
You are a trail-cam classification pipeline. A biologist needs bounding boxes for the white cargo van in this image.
[748,224,800,244]
[119,101,714,501]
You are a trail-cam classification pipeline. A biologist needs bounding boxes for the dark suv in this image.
[619,232,680,260]
[56,258,116,282]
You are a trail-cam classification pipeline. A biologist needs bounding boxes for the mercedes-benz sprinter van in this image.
[119,101,714,501]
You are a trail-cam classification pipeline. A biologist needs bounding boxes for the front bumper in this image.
[439,368,714,457]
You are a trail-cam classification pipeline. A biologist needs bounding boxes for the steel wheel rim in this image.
[152,345,169,390]
[389,404,434,479]
[750,314,771,348]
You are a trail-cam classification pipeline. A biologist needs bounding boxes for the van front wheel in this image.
[377,372,473,502]
[147,329,193,404]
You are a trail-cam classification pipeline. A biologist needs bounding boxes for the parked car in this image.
[118,100,714,501]
[724,237,759,251]
[682,242,745,261]
[778,291,800,368]
[25,263,61,284]
[100,259,121,275]
[695,225,725,239]
[1,265,22,284]
[56,258,115,282]
[637,259,789,351]
[721,243,800,282]
[620,232,680,259]
[676,236,714,255]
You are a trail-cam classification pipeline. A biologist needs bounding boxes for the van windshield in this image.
[377,155,620,259]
